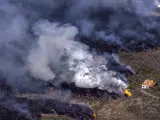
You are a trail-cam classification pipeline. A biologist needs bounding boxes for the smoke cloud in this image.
[27,20,128,94]
[1,0,160,119]
[0,0,159,101]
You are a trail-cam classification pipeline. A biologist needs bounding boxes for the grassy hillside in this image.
[25,49,160,120]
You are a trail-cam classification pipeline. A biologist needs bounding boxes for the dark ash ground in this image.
[13,49,160,120]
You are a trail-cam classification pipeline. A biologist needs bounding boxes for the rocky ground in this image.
[21,49,160,120]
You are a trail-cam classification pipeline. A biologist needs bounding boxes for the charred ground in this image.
[0,1,160,120]
[14,49,160,120]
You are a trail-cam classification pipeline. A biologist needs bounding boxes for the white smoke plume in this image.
[27,20,128,93]
[1,0,160,119]
[0,0,158,93]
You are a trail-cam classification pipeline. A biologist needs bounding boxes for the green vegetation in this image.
[128,82,135,90]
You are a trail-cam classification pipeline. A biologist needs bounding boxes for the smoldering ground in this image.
[0,0,160,119]
[0,0,133,94]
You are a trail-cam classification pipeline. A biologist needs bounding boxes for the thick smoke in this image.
[1,0,160,119]
[0,0,159,100]
[27,20,128,93]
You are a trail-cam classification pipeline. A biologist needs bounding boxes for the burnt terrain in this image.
[55,49,160,120]
[0,1,160,120]
[3,49,159,120]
